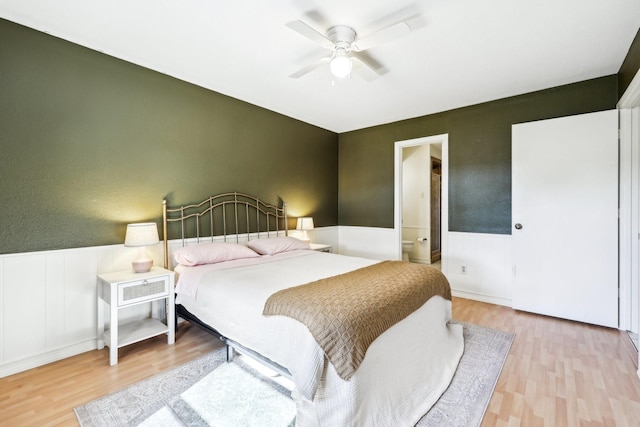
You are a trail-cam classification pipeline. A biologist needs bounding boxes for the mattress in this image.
[174,250,464,426]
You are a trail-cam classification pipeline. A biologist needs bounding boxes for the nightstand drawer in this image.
[118,277,169,306]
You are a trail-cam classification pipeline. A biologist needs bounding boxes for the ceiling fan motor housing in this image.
[327,25,357,51]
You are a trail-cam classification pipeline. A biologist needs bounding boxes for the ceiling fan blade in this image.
[352,51,386,73]
[351,55,384,82]
[352,21,411,52]
[286,20,334,50]
[289,56,331,79]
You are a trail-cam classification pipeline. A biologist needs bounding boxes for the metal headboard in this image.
[162,192,288,268]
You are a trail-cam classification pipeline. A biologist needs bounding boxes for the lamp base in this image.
[132,259,153,273]
[299,230,310,243]
[131,246,154,273]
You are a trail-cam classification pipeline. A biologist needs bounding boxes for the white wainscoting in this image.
[0,259,4,368]
[444,232,513,306]
[0,229,338,378]
[337,226,398,260]
[0,243,163,378]
[0,226,510,377]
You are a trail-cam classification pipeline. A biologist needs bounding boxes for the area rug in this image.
[75,322,514,427]
[139,362,296,427]
[417,322,514,426]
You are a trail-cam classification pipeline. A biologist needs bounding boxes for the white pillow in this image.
[246,236,310,255]
[174,242,259,266]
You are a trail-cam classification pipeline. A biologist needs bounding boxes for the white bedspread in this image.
[175,250,464,427]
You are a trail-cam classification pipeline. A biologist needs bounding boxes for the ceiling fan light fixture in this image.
[330,48,352,78]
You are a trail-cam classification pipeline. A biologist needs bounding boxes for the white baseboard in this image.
[451,289,511,307]
[0,339,97,379]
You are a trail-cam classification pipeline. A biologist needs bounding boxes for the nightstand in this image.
[97,266,175,365]
[310,243,332,253]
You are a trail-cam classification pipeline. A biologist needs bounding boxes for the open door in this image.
[512,110,618,328]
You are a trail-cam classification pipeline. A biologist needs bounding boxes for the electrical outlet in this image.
[460,265,467,274]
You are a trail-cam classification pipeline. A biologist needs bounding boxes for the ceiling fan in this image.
[286,18,412,81]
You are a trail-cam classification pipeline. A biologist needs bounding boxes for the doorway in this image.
[394,134,449,273]
[430,157,442,263]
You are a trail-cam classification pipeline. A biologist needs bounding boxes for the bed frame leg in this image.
[226,344,235,362]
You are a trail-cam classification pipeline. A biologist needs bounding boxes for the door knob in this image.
[514,223,523,230]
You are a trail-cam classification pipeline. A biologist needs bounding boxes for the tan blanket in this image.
[262,260,451,380]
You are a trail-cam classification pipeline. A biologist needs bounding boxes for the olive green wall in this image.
[619,27,640,98]
[0,19,338,254]
[338,76,618,233]
[1,17,635,253]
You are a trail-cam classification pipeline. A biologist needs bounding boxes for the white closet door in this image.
[512,110,618,328]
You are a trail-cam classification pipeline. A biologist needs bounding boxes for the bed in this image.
[162,192,464,427]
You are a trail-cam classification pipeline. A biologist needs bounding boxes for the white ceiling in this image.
[1,0,639,133]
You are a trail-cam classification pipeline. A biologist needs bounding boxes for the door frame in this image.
[618,69,640,377]
[619,108,639,333]
[394,134,449,272]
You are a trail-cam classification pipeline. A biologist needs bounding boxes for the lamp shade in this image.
[124,223,159,247]
[124,223,159,273]
[296,217,315,231]
[296,217,314,243]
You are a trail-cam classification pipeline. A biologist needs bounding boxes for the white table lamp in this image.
[124,223,160,273]
[296,217,314,242]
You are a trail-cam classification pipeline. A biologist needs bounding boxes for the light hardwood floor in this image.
[0,323,223,426]
[454,298,640,427]
[1,298,639,426]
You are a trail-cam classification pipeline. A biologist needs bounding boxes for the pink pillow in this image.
[174,242,259,266]
[246,236,310,255]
